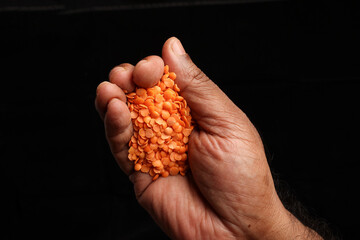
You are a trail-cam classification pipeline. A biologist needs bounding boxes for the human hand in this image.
[95,37,322,239]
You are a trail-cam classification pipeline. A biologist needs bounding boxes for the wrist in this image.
[260,202,323,240]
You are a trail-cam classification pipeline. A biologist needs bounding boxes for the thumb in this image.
[162,37,245,136]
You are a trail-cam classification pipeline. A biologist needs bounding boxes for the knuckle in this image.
[187,62,209,85]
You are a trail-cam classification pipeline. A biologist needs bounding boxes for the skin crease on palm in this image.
[95,37,322,240]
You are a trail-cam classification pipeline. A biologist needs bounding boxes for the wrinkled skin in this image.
[95,37,322,240]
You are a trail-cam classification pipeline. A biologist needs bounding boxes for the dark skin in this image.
[95,37,322,239]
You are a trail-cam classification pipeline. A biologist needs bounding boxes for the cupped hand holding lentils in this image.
[95,37,324,240]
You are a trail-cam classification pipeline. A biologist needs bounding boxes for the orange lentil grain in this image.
[163,89,175,101]
[163,102,172,111]
[174,84,180,92]
[160,133,171,140]
[150,136,158,144]
[157,138,165,145]
[144,98,154,106]
[136,88,147,97]
[175,96,184,101]
[143,145,151,153]
[149,168,155,177]
[182,127,192,137]
[153,86,161,94]
[147,89,156,97]
[155,118,164,125]
[151,111,160,119]
[125,65,194,180]
[169,167,179,176]
[162,157,170,165]
[150,143,158,150]
[145,129,154,138]
[179,146,186,154]
[170,152,176,161]
[161,73,169,81]
[169,72,176,80]
[134,97,144,104]
[162,144,169,153]
[153,125,160,133]
[174,153,182,161]
[139,128,146,138]
[134,163,142,171]
[164,78,174,88]
[139,152,145,159]
[139,108,149,117]
[174,125,183,133]
[155,94,164,103]
[127,92,136,98]
[164,127,173,135]
[166,117,176,127]
[140,165,150,173]
[143,116,151,124]
[155,151,161,160]
[130,111,138,119]
[137,116,144,123]
[161,171,169,178]
[161,110,170,120]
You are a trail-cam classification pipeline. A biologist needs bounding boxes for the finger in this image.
[104,98,134,175]
[161,37,245,136]
[95,81,126,120]
[129,171,153,199]
[132,55,164,88]
[109,63,136,92]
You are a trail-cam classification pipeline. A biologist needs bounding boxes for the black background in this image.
[1,1,359,239]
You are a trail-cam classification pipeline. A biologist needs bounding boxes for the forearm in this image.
[263,209,323,240]
[268,174,337,240]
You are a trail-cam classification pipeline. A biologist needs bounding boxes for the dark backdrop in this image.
[1,1,359,239]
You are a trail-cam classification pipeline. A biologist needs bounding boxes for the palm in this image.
[131,106,273,239]
[133,128,236,239]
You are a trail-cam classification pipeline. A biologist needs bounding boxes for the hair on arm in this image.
[272,172,341,240]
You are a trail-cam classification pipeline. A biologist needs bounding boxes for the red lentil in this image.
[125,65,194,180]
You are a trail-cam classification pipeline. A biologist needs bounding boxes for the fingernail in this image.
[172,39,186,56]
[117,66,126,71]
[138,59,148,65]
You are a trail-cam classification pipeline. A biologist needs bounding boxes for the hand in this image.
[95,37,322,239]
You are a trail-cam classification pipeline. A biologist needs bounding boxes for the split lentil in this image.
[125,65,194,180]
